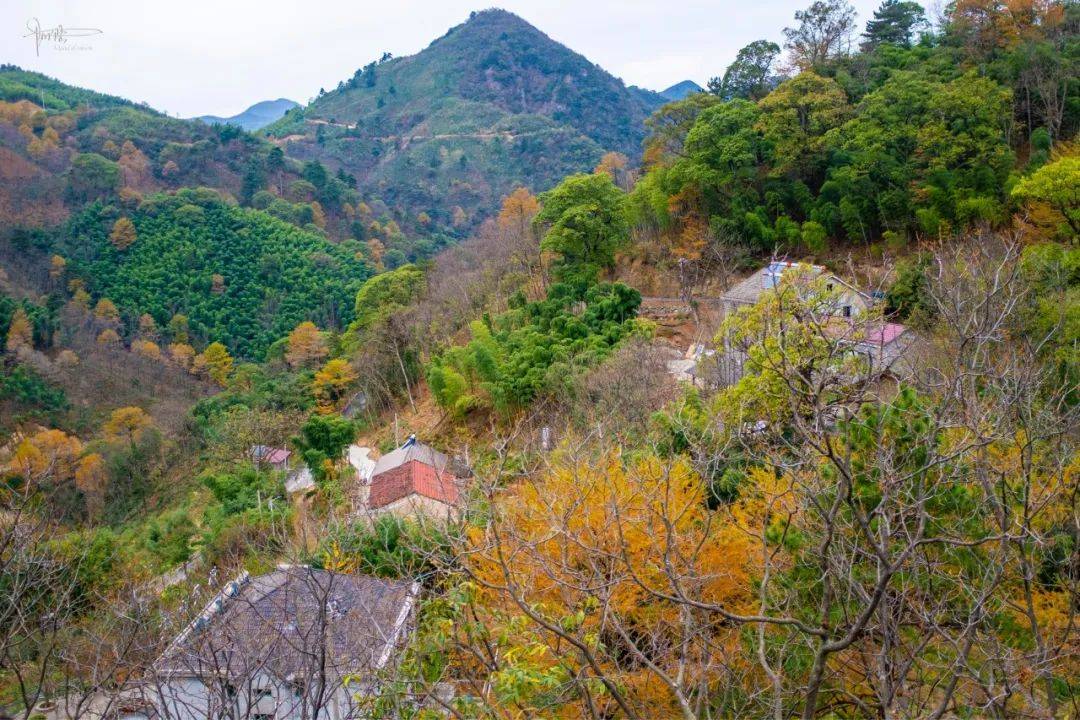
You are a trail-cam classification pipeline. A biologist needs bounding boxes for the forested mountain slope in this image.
[265,9,666,240]
[0,1,1078,718]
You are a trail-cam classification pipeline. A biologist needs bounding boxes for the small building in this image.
[143,566,418,720]
[720,261,871,320]
[833,321,917,379]
[250,445,292,472]
[366,436,460,520]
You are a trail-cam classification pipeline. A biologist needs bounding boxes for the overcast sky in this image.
[5,0,914,118]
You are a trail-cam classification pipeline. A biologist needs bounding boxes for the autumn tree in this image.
[49,255,66,281]
[193,342,233,385]
[594,151,631,190]
[74,453,107,520]
[409,450,758,719]
[132,339,162,360]
[497,187,543,282]
[93,298,121,327]
[109,217,137,250]
[313,358,358,412]
[103,406,153,446]
[56,349,79,367]
[138,313,158,339]
[8,429,83,485]
[5,307,32,353]
[285,321,329,368]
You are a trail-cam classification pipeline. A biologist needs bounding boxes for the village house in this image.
[719,261,871,320]
[358,435,461,521]
[829,320,917,378]
[249,445,292,472]
[671,261,915,389]
[140,566,418,720]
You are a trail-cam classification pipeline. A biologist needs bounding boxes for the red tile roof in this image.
[368,459,459,510]
[264,447,291,465]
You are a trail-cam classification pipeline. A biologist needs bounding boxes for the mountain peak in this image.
[195,98,299,131]
[659,80,704,101]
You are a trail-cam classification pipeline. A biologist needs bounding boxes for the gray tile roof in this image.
[157,567,416,681]
[372,436,450,478]
[721,262,825,306]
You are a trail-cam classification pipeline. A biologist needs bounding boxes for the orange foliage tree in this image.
[440,451,760,718]
[285,321,328,369]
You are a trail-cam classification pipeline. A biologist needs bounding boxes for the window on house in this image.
[843,305,851,318]
[253,714,274,720]
[826,283,834,291]
[253,688,273,701]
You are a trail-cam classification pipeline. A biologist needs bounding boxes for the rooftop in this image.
[721,262,825,305]
[371,435,450,477]
[368,459,459,509]
[157,567,416,681]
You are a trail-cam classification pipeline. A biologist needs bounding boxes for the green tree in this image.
[66,153,120,201]
[757,72,851,179]
[537,173,629,282]
[709,40,781,101]
[292,413,355,481]
[1012,153,1080,239]
[349,264,426,336]
[861,0,927,50]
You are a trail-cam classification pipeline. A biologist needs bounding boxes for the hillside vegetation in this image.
[266,9,666,241]
[0,1,1078,719]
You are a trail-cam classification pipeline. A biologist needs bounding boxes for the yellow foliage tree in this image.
[109,217,137,250]
[311,201,327,229]
[96,328,120,345]
[71,288,91,311]
[285,321,328,368]
[8,429,83,483]
[5,307,33,353]
[313,358,357,411]
[75,453,107,519]
[169,342,196,368]
[56,349,79,367]
[462,451,756,717]
[133,339,162,360]
[49,254,66,279]
[103,406,153,445]
[498,187,539,233]
[594,151,630,189]
[138,313,158,338]
[94,298,121,326]
[194,342,233,384]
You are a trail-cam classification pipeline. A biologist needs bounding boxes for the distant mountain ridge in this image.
[195,98,299,131]
[660,80,704,101]
[266,9,668,238]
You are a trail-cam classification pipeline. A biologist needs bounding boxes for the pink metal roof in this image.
[264,447,291,465]
[870,322,907,346]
